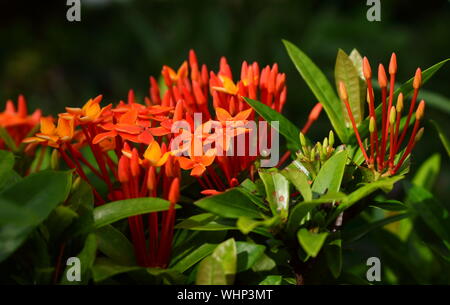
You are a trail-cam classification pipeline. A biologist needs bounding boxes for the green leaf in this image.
[196,238,237,285]
[236,216,279,235]
[175,213,235,231]
[92,258,141,282]
[342,213,409,243]
[96,224,135,266]
[413,153,441,191]
[430,120,450,157]
[195,256,226,285]
[259,275,282,285]
[236,241,266,272]
[61,233,97,285]
[244,97,301,151]
[283,39,348,142]
[172,243,217,273]
[325,237,342,278]
[259,169,289,220]
[93,197,177,228]
[281,161,312,201]
[0,150,16,190]
[335,49,365,126]
[338,175,404,211]
[0,170,72,262]
[45,206,78,241]
[404,183,450,243]
[211,238,237,284]
[297,228,328,258]
[312,150,348,196]
[287,192,346,235]
[251,253,276,272]
[370,199,407,211]
[195,188,263,219]
[64,179,94,238]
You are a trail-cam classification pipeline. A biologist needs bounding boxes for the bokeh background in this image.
[1,0,449,282]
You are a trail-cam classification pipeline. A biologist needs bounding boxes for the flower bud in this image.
[147,166,156,191]
[299,132,307,148]
[396,93,404,113]
[369,116,376,133]
[363,57,372,80]
[168,178,180,204]
[130,148,140,177]
[389,106,396,125]
[413,68,422,89]
[414,127,424,143]
[378,64,387,88]
[328,130,334,147]
[415,100,425,121]
[308,103,323,121]
[339,82,348,100]
[118,155,130,183]
[50,149,60,170]
[389,53,397,75]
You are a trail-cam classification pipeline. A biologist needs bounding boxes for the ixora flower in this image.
[23,50,322,268]
[0,95,41,150]
[339,53,425,176]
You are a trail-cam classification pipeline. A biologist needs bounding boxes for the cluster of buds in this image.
[22,50,292,267]
[339,53,425,176]
[296,130,336,177]
[0,95,41,151]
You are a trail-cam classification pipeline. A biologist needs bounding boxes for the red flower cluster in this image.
[22,50,290,267]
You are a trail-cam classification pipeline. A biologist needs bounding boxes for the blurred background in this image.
[0,0,449,282]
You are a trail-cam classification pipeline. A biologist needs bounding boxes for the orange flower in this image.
[211,75,239,95]
[93,109,153,145]
[177,150,215,177]
[143,140,171,167]
[23,116,74,148]
[64,95,110,123]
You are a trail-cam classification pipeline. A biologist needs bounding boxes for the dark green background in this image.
[1,0,449,195]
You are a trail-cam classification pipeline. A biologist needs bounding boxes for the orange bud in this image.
[414,127,424,143]
[168,178,180,204]
[189,49,198,67]
[363,57,372,80]
[128,89,135,104]
[308,103,323,121]
[415,100,425,121]
[413,68,422,89]
[339,82,348,100]
[389,53,397,74]
[130,148,140,177]
[174,100,184,122]
[396,93,404,113]
[147,166,156,191]
[93,94,103,104]
[378,64,387,88]
[18,94,27,117]
[118,155,130,183]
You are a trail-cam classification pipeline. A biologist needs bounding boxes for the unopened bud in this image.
[378,64,387,88]
[323,137,328,149]
[363,57,372,80]
[168,178,180,204]
[299,132,307,148]
[328,130,335,147]
[413,68,422,89]
[389,53,397,75]
[369,116,376,133]
[389,106,396,125]
[396,93,404,113]
[310,147,316,160]
[118,155,130,183]
[414,127,424,143]
[339,82,348,100]
[130,148,140,177]
[308,103,323,121]
[147,166,156,191]
[415,100,425,121]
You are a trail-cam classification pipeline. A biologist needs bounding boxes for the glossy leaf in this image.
[93,197,177,228]
[195,256,226,285]
[312,150,348,196]
[236,241,266,272]
[172,243,217,273]
[412,153,441,191]
[92,258,141,282]
[195,188,263,219]
[325,236,342,278]
[0,170,72,262]
[236,216,279,235]
[430,120,450,157]
[259,169,289,220]
[281,161,312,201]
[175,213,235,231]
[283,39,348,142]
[96,224,135,266]
[297,228,329,258]
[259,275,282,285]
